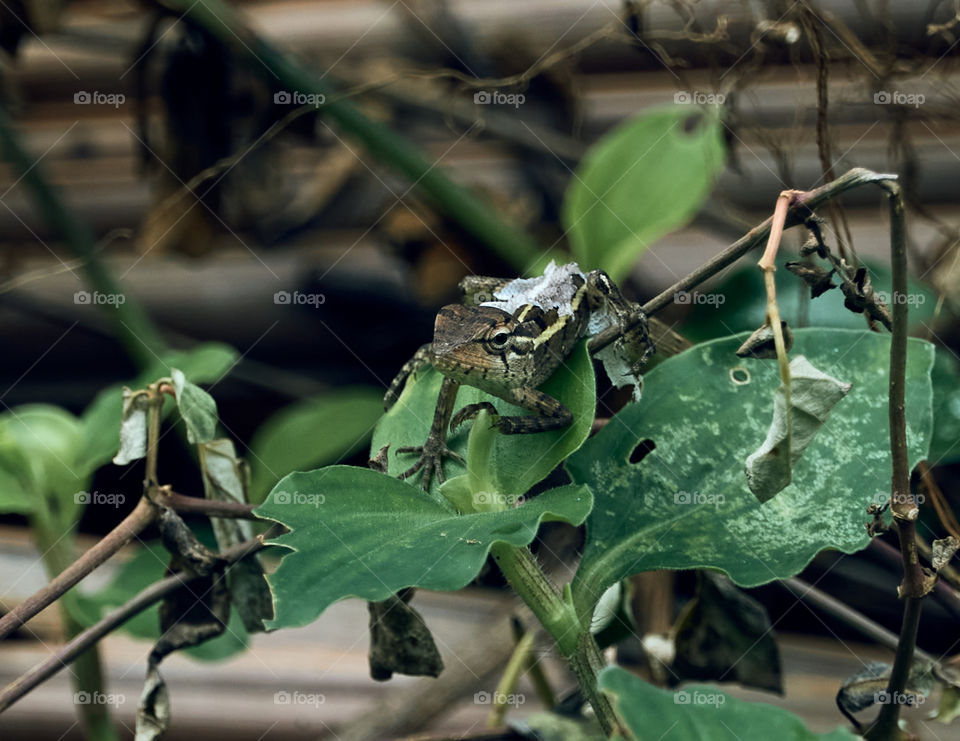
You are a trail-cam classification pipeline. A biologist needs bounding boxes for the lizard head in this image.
[431,304,546,393]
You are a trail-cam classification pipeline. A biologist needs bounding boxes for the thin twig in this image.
[154,488,258,520]
[0,497,159,643]
[0,534,269,714]
[779,577,938,667]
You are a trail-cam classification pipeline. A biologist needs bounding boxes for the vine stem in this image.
[0,496,159,643]
[864,182,928,741]
[0,109,166,370]
[489,543,620,736]
[0,534,268,714]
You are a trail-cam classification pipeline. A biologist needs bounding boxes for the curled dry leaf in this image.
[367,587,443,681]
[199,438,272,632]
[835,660,933,729]
[736,321,794,360]
[785,261,836,298]
[136,512,231,740]
[745,355,852,502]
[113,388,150,466]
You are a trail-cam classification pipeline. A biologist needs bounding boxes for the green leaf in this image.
[565,329,935,621]
[171,368,218,444]
[81,342,239,470]
[562,106,725,281]
[158,343,238,381]
[71,541,248,661]
[248,388,384,502]
[0,405,88,522]
[0,466,32,514]
[254,466,592,629]
[371,341,595,499]
[930,348,960,465]
[599,665,858,740]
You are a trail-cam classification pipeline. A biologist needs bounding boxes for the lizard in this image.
[383,263,655,489]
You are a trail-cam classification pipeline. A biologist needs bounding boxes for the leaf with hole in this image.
[565,329,935,623]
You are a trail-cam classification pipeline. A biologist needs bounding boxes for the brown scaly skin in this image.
[384,269,654,489]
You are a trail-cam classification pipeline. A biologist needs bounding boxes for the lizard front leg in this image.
[384,344,433,411]
[450,386,572,435]
[396,376,465,488]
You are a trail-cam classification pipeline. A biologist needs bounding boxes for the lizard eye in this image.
[489,331,511,349]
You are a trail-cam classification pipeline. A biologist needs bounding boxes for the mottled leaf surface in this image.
[255,466,592,629]
[566,330,935,620]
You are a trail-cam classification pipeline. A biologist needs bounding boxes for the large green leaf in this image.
[565,330,935,621]
[81,342,239,469]
[71,541,248,661]
[254,466,592,629]
[599,665,857,740]
[248,387,384,502]
[562,105,725,281]
[371,342,595,499]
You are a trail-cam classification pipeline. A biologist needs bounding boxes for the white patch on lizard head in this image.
[481,260,586,316]
[481,260,644,400]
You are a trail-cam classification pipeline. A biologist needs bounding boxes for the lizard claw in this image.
[396,440,465,489]
[450,402,499,431]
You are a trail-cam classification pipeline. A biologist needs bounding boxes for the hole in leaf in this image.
[682,112,704,134]
[730,366,751,385]
[629,438,656,464]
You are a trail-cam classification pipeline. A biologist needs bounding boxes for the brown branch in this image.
[0,533,270,714]
[0,497,159,642]
[154,488,258,520]
[588,168,898,355]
